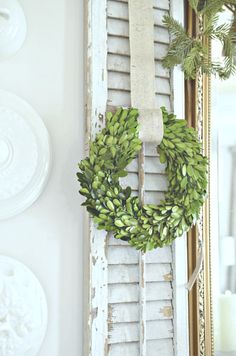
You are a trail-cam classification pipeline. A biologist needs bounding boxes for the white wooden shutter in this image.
[84,1,188,355]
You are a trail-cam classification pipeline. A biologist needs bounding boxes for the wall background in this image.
[0,0,84,355]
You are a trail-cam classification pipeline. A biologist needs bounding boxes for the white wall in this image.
[0,0,84,355]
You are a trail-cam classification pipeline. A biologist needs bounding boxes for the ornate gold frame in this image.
[185,2,214,355]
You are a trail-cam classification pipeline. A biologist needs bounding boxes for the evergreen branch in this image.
[210,22,232,40]
[183,41,207,79]
[162,15,188,38]
[203,13,219,35]
[217,56,236,79]
[162,0,236,80]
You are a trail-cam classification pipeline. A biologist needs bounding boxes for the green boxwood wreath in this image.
[77,107,208,252]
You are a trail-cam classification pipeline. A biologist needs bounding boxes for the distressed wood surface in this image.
[108,339,174,356]
[85,0,109,355]
[85,0,178,355]
[108,263,172,283]
[108,89,171,110]
[108,282,172,303]
[108,319,173,343]
[106,1,173,351]
[108,54,170,78]
[108,72,171,95]
[107,245,172,264]
[107,19,169,44]
[107,1,168,24]
[108,37,169,60]
[109,300,173,323]
[120,172,168,191]
[107,0,170,12]
[127,156,166,174]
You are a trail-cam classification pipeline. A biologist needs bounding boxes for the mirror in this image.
[211,7,236,356]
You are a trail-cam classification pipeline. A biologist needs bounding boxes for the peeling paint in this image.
[92,256,98,266]
[108,304,113,324]
[98,113,104,122]
[160,306,173,318]
[164,273,173,281]
[91,287,96,300]
[91,307,98,320]
[104,337,108,356]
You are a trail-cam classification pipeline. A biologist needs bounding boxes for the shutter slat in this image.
[108,320,173,343]
[108,245,172,264]
[109,300,173,323]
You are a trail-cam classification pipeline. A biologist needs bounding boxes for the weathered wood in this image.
[108,36,169,60]
[85,0,177,354]
[85,0,108,355]
[109,300,173,323]
[127,157,166,174]
[108,245,172,264]
[144,157,166,174]
[120,173,168,192]
[108,89,171,110]
[145,191,165,205]
[108,89,131,107]
[109,339,174,356]
[108,342,140,356]
[156,94,171,110]
[107,18,170,44]
[106,0,169,10]
[107,1,169,23]
[109,263,172,284]
[153,0,169,10]
[108,320,173,343]
[145,143,161,156]
[147,339,174,356]
[108,339,174,356]
[108,56,170,79]
[108,282,172,303]
[108,71,171,95]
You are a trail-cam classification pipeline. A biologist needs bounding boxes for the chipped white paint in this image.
[108,262,172,283]
[110,300,173,323]
[108,319,173,344]
[108,282,172,304]
[84,0,108,355]
[109,339,174,356]
[107,245,172,264]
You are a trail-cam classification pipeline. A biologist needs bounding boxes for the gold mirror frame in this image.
[185,2,214,355]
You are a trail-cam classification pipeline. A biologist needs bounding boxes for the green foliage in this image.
[77,108,208,252]
[162,0,236,79]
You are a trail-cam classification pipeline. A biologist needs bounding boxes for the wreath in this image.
[77,107,208,252]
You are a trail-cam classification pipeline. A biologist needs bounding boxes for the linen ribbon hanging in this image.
[128,1,163,355]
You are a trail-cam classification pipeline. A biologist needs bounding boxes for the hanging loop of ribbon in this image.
[129,0,163,145]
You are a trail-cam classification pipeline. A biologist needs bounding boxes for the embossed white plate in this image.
[0,0,27,60]
[0,255,48,356]
[0,90,51,219]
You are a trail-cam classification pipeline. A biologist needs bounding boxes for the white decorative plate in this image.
[0,255,48,356]
[0,0,27,60]
[0,90,51,220]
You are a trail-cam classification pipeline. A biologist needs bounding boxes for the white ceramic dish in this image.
[0,255,48,356]
[0,90,51,220]
[0,0,27,60]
